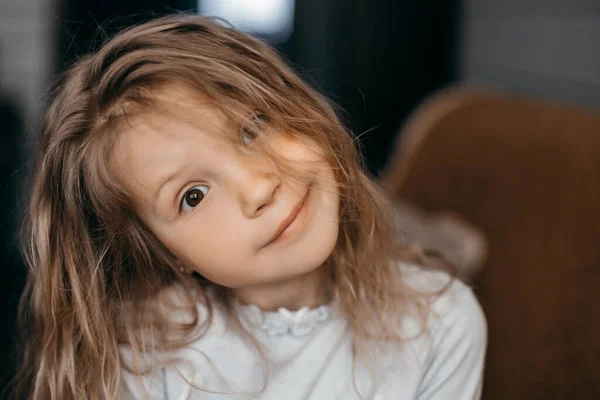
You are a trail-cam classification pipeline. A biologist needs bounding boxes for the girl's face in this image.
[114,87,340,288]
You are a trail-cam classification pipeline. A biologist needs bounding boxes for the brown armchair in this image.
[383,87,600,399]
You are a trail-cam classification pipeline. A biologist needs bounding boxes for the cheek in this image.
[276,135,324,164]
[169,219,253,285]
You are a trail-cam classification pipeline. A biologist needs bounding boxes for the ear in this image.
[174,259,193,275]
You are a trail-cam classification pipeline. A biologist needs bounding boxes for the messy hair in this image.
[14,15,439,399]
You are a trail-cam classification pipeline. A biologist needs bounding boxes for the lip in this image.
[264,188,311,247]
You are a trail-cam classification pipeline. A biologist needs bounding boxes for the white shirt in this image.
[121,265,487,399]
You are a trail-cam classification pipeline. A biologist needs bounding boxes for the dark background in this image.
[2,0,600,397]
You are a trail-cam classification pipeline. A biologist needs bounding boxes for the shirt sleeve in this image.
[416,279,488,400]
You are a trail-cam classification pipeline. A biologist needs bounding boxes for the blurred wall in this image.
[461,0,600,107]
[0,1,55,394]
[0,0,55,121]
[56,0,196,72]
[280,0,460,174]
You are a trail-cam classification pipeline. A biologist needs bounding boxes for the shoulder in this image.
[399,262,487,399]
[429,272,487,362]
[118,284,221,398]
[399,262,486,338]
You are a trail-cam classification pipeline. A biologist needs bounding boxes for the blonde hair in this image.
[15,15,444,399]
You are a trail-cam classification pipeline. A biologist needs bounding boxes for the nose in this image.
[234,159,281,218]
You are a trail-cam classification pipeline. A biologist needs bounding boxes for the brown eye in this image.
[241,113,269,144]
[181,185,208,212]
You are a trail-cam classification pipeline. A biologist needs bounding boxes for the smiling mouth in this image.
[265,188,311,247]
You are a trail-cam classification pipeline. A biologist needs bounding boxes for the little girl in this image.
[15,15,486,400]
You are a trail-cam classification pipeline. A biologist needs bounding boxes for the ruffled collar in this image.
[234,301,334,337]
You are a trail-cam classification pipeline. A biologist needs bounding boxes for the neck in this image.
[233,268,326,312]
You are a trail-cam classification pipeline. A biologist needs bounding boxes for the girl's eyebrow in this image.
[151,164,190,213]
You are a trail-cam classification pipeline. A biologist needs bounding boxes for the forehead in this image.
[111,87,231,198]
[117,86,229,152]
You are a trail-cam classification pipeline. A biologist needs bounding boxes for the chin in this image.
[228,241,338,289]
[267,228,339,281]
[204,218,339,289]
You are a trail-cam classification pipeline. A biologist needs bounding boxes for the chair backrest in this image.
[383,87,600,400]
